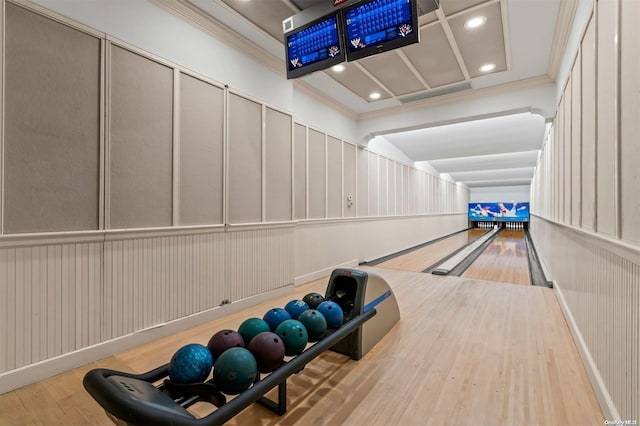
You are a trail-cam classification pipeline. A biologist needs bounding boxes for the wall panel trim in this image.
[531,214,638,263]
[553,275,620,420]
[0,284,293,394]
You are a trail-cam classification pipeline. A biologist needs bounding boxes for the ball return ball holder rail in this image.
[83,308,377,426]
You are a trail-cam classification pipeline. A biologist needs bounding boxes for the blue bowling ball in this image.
[263,308,292,331]
[168,343,213,384]
[284,299,310,319]
[316,301,344,329]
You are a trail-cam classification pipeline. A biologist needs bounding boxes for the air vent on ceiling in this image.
[416,0,439,16]
[398,82,472,104]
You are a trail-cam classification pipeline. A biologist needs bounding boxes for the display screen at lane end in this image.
[468,202,531,221]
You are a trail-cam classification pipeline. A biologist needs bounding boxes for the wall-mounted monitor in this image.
[342,0,419,62]
[468,202,530,222]
[285,11,345,80]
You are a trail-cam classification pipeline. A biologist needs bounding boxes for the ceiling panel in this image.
[190,0,564,192]
[382,113,546,161]
[449,167,535,182]
[440,0,492,17]
[448,2,507,78]
[429,150,540,173]
[221,0,297,41]
[358,50,426,96]
[326,62,391,101]
[418,11,439,25]
[403,23,465,88]
[464,178,534,188]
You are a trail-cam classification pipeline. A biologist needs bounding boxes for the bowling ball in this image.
[275,319,308,356]
[168,343,213,384]
[213,347,257,395]
[284,299,310,319]
[297,309,327,342]
[207,329,245,360]
[247,331,286,373]
[302,292,325,309]
[263,308,292,331]
[238,318,271,346]
[316,301,344,329]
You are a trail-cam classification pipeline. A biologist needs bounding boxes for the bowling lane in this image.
[462,228,530,285]
[376,228,486,272]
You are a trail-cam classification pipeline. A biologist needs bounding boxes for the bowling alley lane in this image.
[462,228,530,285]
[375,228,487,272]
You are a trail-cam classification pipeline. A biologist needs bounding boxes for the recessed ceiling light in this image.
[369,92,381,100]
[479,63,496,73]
[332,64,345,72]
[464,16,486,29]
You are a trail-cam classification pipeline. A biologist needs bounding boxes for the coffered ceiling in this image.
[181,0,568,191]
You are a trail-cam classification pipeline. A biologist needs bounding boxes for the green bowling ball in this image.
[238,318,271,346]
[297,309,327,342]
[274,319,308,356]
[212,347,257,395]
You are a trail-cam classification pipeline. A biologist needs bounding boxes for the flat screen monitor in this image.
[468,202,531,222]
[285,12,345,79]
[342,0,419,62]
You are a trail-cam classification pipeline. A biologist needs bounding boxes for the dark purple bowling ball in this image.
[207,329,245,360]
[247,331,286,373]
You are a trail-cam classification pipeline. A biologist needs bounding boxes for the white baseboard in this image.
[294,259,360,286]
[0,285,294,394]
[553,281,619,421]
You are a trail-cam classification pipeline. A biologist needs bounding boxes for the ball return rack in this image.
[83,269,400,425]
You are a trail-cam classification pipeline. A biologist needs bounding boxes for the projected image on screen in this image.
[468,202,530,222]
[344,0,415,52]
[287,14,342,72]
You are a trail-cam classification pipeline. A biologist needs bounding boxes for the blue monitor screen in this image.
[343,0,419,61]
[468,202,530,222]
[286,13,344,79]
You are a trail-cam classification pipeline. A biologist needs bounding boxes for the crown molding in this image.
[292,80,359,120]
[358,74,554,121]
[547,0,579,81]
[151,0,284,77]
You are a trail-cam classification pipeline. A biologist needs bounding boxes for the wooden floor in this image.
[463,229,531,285]
[0,268,603,425]
[376,229,486,272]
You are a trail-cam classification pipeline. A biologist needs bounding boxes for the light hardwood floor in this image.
[376,229,486,272]
[0,268,603,425]
[462,229,531,285]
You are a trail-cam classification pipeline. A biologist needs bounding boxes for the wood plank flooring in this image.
[463,229,531,285]
[0,268,603,425]
[376,229,486,272]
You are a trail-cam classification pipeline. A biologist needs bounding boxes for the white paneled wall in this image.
[0,0,470,396]
[530,217,639,421]
[0,226,294,385]
[0,241,102,373]
[530,0,640,420]
[295,214,468,284]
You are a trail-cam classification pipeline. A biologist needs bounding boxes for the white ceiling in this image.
[184,0,566,191]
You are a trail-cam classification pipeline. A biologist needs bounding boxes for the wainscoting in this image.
[530,215,639,421]
[0,224,295,393]
[295,214,468,284]
[0,214,467,393]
